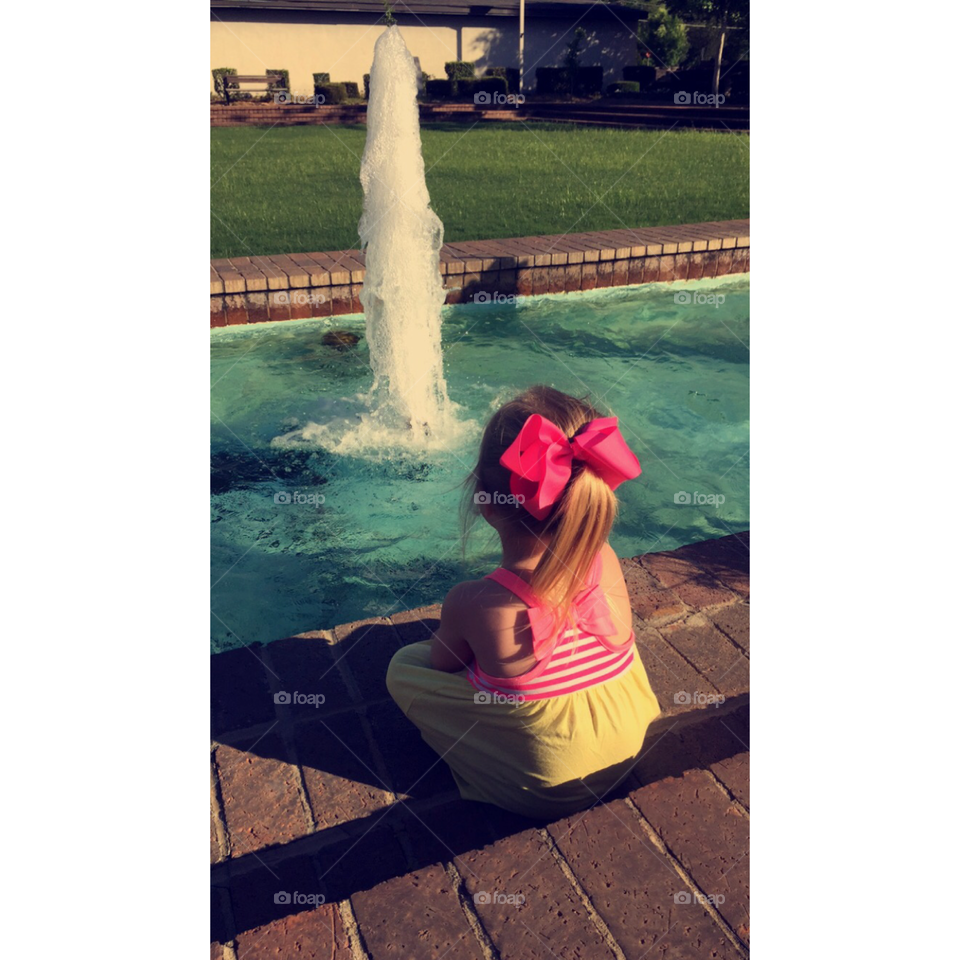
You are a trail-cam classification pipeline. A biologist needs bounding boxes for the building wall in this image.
[210,12,639,97]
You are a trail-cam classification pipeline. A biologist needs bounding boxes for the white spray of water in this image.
[275,25,466,457]
[358,25,452,444]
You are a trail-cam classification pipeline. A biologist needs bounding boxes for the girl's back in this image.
[452,541,634,680]
[385,385,661,818]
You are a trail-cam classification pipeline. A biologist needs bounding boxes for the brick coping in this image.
[211,100,750,132]
[211,219,749,326]
[211,532,749,957]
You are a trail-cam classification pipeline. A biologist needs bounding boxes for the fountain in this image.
[274,25,463,456]
[359,25,452,444]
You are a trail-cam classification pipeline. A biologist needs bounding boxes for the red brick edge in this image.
[210,220,750,327]
[211,101,750,129]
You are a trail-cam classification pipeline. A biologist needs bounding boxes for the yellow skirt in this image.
[386,641,661,819]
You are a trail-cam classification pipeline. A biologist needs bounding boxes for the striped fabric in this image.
[467,557,636,701]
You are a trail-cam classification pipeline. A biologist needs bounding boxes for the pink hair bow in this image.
[499,414,641,521]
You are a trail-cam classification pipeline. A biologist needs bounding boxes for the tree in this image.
[561,26,588,95]
[563,27,588,74]
[665,0,748,99]
[637,5,690,68]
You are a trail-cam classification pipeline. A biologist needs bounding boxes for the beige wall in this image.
[210,14,639,96]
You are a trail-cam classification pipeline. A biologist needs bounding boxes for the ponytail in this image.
[528,454,617,632]
[463,385,623,630]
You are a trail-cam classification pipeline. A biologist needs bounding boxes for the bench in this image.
[223,74,287,105]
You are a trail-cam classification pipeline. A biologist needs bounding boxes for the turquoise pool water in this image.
[211,275,749,652]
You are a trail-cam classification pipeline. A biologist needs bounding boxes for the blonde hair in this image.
[462,385,619,633]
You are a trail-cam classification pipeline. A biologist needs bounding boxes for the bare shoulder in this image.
[444,577,524,623]
[443,576,531,666]
[598,541,627,583]
[597,541,634,641]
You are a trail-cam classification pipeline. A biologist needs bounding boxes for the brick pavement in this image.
[211,531,750,957]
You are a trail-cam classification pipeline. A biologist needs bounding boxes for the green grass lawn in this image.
[211,122,749,259]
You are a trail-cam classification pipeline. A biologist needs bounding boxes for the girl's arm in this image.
[430,582,475,672]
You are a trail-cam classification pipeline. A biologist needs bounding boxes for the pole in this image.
[519,0,525,93]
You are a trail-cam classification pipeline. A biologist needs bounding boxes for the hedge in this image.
[465,76,509,101]
[363,73,371,99]
[486,66,520,94]
[315,82,348,104]
[444,60,475,80]
[623,65,657,88]
[673,66,714,92]
[575,66,603,96]
[535,65,602,97]
[425,78,451,99]
[213,67,243,101]
[445,60,474,96]
[535,67,567,95]
[266,68,289,99]
[607,81,640,97]
[313,75,360,101]
[725,62,749,100]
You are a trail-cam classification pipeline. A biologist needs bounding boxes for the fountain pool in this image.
[211,274,749,652]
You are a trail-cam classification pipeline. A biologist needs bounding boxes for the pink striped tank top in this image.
[467,551,636,701]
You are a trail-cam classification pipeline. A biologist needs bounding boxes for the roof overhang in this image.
[211,0,643,19]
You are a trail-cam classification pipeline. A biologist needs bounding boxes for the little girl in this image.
[386,385,660,819]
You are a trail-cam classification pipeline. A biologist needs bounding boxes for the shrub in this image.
[266,68,289,100]
[726,61,749,101]
[363,73,371,98]
[673,66,714,93]
[313,73,331,100]
[454,78,475,99]
[536,67,570,96]
[486,66,520,94]
[536,66,602,97]
[607,81,640,97]
[342,81,360,99]
[316,82,348,105]
[212,67,238,101]
[637,5,689,69]
[445,60,476,81]
[623,65,657,88]
[469,75,509,103]
[574,66,603,96]
[563,27,587,74]
[425,78,452,100]
[445,61,475,97]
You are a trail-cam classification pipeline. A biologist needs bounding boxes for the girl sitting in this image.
[387,385,660,818]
